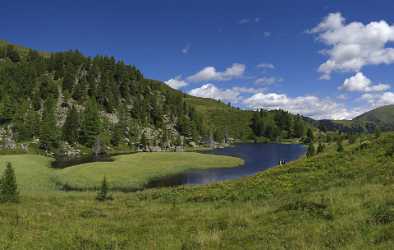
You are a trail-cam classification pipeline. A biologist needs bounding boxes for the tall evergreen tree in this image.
[62,106,80,144]
[39,97,59,149]
[96,176,111,201]
[0,162,19,203]
[79,98,101,147]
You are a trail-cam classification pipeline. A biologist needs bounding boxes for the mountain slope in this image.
[352,105,394,131]
[0,40,312,153]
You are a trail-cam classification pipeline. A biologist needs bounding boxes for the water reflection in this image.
[146,143,306,188]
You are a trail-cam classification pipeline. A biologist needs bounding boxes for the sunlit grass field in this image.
[0,134,394,249]
[51,152,243,191]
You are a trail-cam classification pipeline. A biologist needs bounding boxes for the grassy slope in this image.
[0,135,394,249]
[326,105,394,131]
[51,152,243,191]
[185,96,254,139]
[353,105,394,128]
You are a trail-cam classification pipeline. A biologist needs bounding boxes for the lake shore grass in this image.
[0,152,243,192]
[0,134,394,249]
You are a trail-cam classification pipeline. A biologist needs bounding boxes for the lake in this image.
[146,143,306,188]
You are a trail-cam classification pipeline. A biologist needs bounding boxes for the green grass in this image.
[0,154,55,193]
[1,134,394,249]
[51,152,243,191]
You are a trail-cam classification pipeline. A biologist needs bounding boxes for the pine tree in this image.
[96,176,111,201]
[39,97,59,149]
[307,128,315,142]
[0,94,15,121]
[62,106,80,144]
[293,117,305,138]
[306,143,315,158]
[0,162,19,203]
[79,98,101,147]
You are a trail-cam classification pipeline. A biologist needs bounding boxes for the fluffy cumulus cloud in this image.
[361,91,394,107]
[187,63,246,82]
[311,13,394,79]
[243,92,361,120]
[164,76,188,89]
[188,84,263,103]
[339,72,390,92]
[188,84,241,103]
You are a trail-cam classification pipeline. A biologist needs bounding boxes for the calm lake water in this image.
[146,143,306,188]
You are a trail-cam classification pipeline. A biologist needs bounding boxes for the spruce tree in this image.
[39,97,59,149]
[0,162,19,203]
[79,98,101,147]
[62,106,80,144]
[96,176,111,201]
[306,143,315,158]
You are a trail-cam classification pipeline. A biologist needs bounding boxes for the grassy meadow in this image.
[0,134,394,249]
[0,152,243,193]
[51,152,243,191]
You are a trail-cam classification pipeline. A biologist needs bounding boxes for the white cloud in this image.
[164,76,188,89]
[264,32,271,37]
[311,12,394,79]
[187,63,246,82]
[255,76,283,85]
[189,84,241,103]
[361,91,394,107]
[256,63,275,69]
[188,84,263,103]
[232,86,264,94]
[243,92,360,120]
[181,44,191,54]
[339,72,390,92]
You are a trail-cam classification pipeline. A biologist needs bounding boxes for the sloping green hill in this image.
[352,105,394,131]
[184,96,255,140]
[317,105,394,133]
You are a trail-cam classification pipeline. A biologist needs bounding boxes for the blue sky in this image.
[2,0,394,119]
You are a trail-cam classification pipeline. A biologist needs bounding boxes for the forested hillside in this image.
[0,41,311,154]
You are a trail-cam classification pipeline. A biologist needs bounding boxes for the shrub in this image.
[306,143,315,158]
[369,205,394,225]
